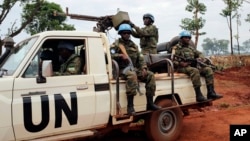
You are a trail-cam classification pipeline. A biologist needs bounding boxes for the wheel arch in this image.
[155,93,182,105]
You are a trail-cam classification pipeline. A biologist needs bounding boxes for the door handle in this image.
[21,91,46,96]
[77,85,88,90]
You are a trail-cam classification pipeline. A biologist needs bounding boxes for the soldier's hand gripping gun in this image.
[174,55,217,71]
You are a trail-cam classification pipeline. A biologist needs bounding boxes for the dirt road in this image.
[177,65,250,141]
[74,66,250,141]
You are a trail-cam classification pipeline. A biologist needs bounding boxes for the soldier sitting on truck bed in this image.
[172,30,223,102]
[54,41,81,75]
[110,23,160,116]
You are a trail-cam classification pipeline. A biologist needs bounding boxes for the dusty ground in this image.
[74,65,250,141]
[176,65,250,141]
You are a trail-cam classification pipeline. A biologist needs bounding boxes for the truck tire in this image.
[145,99,183,141]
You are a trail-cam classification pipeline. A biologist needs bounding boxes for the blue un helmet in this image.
[143,13,154,23]
[179,30,192,39]
[118,23,132,34]
[58,41,75,51]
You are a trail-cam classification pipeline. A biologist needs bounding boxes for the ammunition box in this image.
[112,11,130,30]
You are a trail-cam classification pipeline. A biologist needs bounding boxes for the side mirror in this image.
[36,60,53,83]
[42,60,53,77]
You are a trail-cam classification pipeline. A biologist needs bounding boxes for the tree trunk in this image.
[229,0,234,55]
[194,8,199,49]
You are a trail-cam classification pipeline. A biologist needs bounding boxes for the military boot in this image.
[207,84,223,99]
[127,95,136,116]
[194,87,207,102]
[146,96,161,111]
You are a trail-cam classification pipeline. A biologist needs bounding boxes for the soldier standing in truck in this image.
[110,23,160,116]
[129,13,158,54]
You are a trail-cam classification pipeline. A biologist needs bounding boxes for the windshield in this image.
[0,37,38,76]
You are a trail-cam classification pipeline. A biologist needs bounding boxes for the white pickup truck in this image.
[0,31,215,141]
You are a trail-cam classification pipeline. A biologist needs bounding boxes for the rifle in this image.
[173,55,218,71]
[119,44,144,96]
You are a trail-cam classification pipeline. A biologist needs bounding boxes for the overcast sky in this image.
[1,0,250,51]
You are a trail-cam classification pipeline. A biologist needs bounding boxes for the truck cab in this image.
[0,31,112,140]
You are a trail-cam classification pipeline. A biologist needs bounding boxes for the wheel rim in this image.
[158,110,176,133]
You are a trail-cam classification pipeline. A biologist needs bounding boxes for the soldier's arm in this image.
[192,48,205,58]
[131,29,140,38]
[110,43,121,59]
[133,25,157,37]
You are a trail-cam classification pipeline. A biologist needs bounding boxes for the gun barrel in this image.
[55,7,129,33]
[68,14,101,21]
[65,7,101,21]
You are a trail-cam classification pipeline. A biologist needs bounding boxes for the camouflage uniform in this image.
[56,54,81,75]
[132,25,158,54]
[110,38,156,96]
[173,42,214,88]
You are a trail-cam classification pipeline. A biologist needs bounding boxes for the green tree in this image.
[234,10,241,55]
[246,13,250,22]
[242,39,250,53]
[0,0,43,54]
[233,44,246,54]
[202,38,214,55]
[23,1,75,35]
[216,39,230,54]
[180,0,206,49]
[220,0,243,55]
[245,13,250,32]
[202,38,229,55]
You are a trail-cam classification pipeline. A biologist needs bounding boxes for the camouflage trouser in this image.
[141,47,157,55]
[177,66,214,88]
[122,69,156,96]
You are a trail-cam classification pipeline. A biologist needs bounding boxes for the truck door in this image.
[12,38,97,140]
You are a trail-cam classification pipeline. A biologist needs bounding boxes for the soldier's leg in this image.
[200,67,223,99]
[180,67,207,102]
[139,70,160,110]
[124,70,138,116]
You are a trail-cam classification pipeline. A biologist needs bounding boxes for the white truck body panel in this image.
[109,74,206,115]
[12,75,99,140]
[0,78,15,141]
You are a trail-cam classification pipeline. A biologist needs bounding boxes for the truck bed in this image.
[109,72,189,83]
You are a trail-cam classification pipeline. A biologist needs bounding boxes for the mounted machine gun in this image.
[54,7,130,33]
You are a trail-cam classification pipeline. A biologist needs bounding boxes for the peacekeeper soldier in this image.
[129,13,159,54]
[172,30,223,102]
[55,41,81,75]
[110,23,160,116]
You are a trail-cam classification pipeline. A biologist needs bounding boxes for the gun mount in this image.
[54,7,130,33]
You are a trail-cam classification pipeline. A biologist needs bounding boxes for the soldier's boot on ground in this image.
[127,95,136,116]
[194,87,207,102]
[207,84,223,100]
[146,96,161,111]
